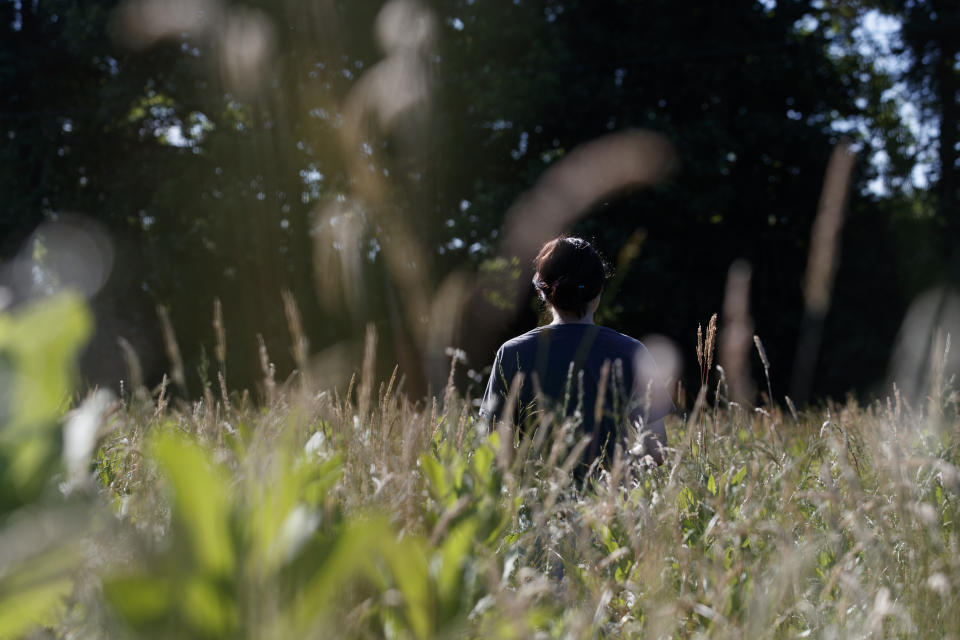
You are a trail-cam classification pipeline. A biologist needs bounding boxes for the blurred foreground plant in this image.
[0,294,92,637]
[2,296,960,638]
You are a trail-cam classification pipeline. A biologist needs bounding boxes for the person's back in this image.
[481,322,672,465]
[479,236,671,468]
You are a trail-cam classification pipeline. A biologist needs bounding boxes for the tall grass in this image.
[2,294,960,638]
[79,337,960,636]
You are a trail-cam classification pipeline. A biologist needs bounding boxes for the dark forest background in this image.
[2,0,958,407]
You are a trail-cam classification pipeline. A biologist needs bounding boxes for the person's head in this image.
[532,236,609,319]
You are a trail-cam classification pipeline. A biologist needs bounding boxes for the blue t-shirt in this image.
[479,323,672,464]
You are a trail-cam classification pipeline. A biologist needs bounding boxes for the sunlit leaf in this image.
[421,452,447,500]
[151,431,235,576]
[472,440,494,479]
[731,466,747,487]
[285,517,394,634]
[436,518,479,619]
[383,537,433,639]
[0,294,91,509]
[182,576,238,636]
[103,576,173,625]
[0,576,72,638]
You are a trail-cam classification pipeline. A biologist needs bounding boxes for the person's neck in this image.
[550,310,595,325]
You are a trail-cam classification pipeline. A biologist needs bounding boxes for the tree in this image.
[0,0,937,402]
[432,0,910,401]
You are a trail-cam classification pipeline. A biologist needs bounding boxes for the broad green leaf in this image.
[472,442,494,480]
[0,294,91,509]
[301,455,343,506]
[707,473,718,496]
[0,576,72,638]
[151,432,235,576]
[0,293,91,433]
[103,576,173,625]
[0,505,91,637]
[247,454,310,571]
[421,453,447,499]
[285,517,394,634]
[0,544,79,636]
[383,537,433,639]
[182,577,238,636]
[436,518,478,619]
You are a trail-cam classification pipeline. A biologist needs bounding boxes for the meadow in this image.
[3,1,959,637]
[1,293,959,639]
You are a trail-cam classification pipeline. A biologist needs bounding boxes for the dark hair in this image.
[532,236,608,318]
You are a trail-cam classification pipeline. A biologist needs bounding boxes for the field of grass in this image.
[2,294,960,638]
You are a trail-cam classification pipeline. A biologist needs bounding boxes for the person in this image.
[479,236,672,468]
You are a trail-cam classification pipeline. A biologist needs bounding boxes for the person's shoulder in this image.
[596,326,643,349]
[498,326,546,352]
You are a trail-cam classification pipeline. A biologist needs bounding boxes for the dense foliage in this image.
[2,0,957,402]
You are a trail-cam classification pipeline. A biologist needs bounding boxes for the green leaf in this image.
[103,576,173,625]
[0,294,91,509]
[436,518,479,619]
[472,441,494,479]
[0,506,91,637]
[676,486,697,512]
[421,453,447,500]
[0,293,91,433]
[707,473,718,496]
[0,576,72,638]
[151,431,235,576]
[731,466,747,487]
[383,537,433,639]
[182,577,238,636]
[284,517,396,634]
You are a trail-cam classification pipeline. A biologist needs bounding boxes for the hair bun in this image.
[551,277,582,311]
[532,236,608,317]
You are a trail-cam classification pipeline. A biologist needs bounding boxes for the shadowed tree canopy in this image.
[0,0,949,403]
